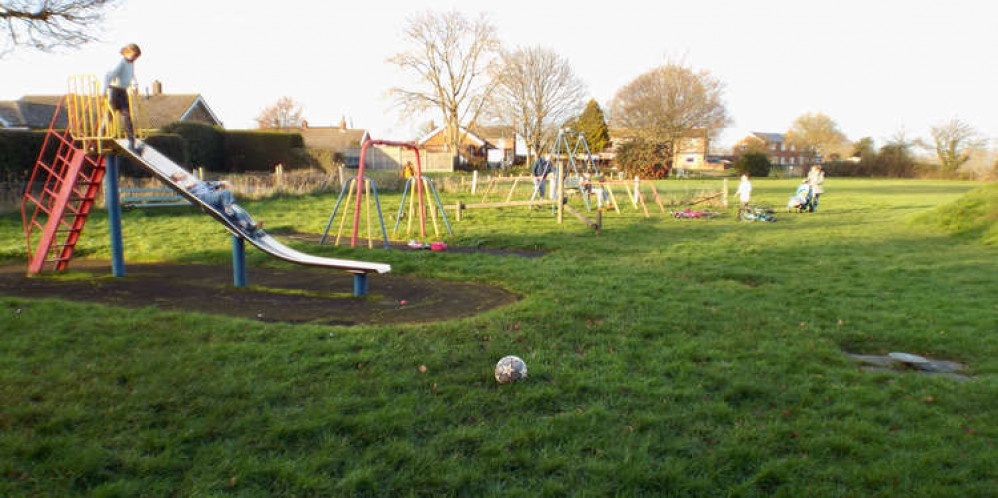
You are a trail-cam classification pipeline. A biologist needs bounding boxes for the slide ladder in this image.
[22,100,106,274]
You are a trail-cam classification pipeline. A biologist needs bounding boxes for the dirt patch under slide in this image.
[0,260,519,326]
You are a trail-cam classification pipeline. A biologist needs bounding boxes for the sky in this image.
[2,0,996,150]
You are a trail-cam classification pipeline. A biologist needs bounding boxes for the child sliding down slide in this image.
[170,171,264,236]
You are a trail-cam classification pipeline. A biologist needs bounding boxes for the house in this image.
[417,125,526,168]
[418,126,489,165]
[469,125,525,166]
[673,128,711,170]
[0,80,223,130]
[297,119,370,168]
[733,132,810,171]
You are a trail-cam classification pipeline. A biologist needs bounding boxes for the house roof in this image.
[470,125,516,141]
[298,126,370,152]
[751,132,784,143]
[139,94,222,129]
[0,93,221,130]
[418,126,488,147]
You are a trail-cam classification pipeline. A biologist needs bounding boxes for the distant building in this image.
[418,125,525,167]
[0,80,223,130]
[297,118,370,167]
[733,132,810,170]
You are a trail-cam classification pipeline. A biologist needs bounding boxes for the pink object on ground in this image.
[430,242,447,251]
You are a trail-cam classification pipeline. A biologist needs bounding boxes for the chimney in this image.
[339,116,347,131]
[152,80,163,96]
[301,120,308,129]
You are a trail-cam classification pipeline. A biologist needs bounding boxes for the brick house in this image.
[733,132,810,172]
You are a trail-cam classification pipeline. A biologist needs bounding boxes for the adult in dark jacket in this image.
[531,157,553,197]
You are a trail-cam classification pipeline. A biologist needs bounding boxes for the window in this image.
[789,157,796,165]
[769,143,777,151]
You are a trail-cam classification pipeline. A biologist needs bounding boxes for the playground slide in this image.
[114,139,390,274]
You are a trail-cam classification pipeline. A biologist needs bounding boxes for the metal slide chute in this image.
[114,139,390,274]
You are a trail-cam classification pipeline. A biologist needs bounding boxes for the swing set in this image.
[320,139,451,248]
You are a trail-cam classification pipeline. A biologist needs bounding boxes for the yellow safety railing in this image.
[65,75,147,152]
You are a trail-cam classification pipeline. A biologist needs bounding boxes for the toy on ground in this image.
[494,355,528,383]
[739,205,777,222]
[671,208,715,219]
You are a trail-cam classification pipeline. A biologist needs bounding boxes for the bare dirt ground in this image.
[0,258,521,326]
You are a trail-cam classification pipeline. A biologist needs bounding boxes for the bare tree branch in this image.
[387,10,500,157]
[255,96,304,130]
[491,46,587,165]
[0,0,118,57]
[609,59,730,154]
[924,118,986,175]
[785,112,849,164]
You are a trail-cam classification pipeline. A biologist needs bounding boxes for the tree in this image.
[574,99,609,153]
[733,152,771,178]
[1,0,117,56]
[255,96,304,130]
[609,60,730,169]
[924,118,985,176]
[388,10,500,160]
[490,45,587,166]
[852,137,875,159]
[876,130,916,177]
[785,112,848,165]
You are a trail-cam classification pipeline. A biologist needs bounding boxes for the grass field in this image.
[1,178,996,496]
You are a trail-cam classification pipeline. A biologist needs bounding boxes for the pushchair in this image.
[787,182,813,213]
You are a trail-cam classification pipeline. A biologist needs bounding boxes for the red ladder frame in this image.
[21,98,106,274]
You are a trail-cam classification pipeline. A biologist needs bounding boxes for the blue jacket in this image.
[532,158,552,178]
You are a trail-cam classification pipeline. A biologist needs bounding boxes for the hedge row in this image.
[223,130,305,172]
[0,130,47,181]
[1,124,318,178]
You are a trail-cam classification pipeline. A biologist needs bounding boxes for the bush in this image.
[160,122,224,170]
[0,130,47,181]
[222,130,305,173]
[615,138,671,179]
[733,152,771,177]
[296,148,344,173]
[457,156,488,172]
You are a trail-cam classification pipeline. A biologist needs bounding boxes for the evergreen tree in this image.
[575,99,610,152]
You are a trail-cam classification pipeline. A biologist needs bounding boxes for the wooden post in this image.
[557,160,564,224]
[596,209,602,236]
[650,182,666,213]
[505,176,520,203]
[471,170,478,194]
[455,203,463,221]
[722,178,729,208]
[633,176,640,204]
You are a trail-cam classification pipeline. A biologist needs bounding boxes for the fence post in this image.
[633,176,640,203]
[722,178,729,208]
[471,170,478,194]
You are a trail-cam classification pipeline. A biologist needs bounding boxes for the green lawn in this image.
[2,178,996,496]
